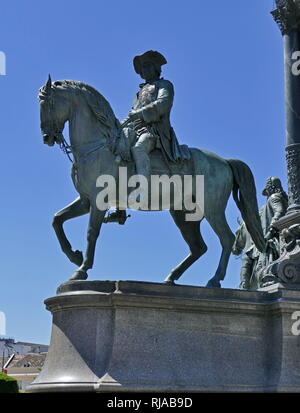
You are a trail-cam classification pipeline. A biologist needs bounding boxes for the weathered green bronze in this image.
[232,177,288,289]
[104,50,186,224]
[39,52,265,287]
[260,0,300,288]
[272,0,300,212]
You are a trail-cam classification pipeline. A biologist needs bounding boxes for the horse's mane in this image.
[52,79,120,138]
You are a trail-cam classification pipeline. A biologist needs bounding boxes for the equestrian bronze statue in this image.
[39,50,265,287]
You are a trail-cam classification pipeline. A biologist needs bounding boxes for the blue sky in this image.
[0,0,286,345]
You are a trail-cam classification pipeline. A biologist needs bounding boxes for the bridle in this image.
[59,137,74,164]
[40,77,111,166]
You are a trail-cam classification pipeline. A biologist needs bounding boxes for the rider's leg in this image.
[131,132,156,183]
[104,133,155,222]
[131,133,156,208]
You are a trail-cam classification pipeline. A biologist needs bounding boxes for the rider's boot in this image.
[103,209,128,225]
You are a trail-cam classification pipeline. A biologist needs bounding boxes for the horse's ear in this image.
[46,74,52,92]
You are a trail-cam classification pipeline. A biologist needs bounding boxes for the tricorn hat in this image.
[133,50,167,75]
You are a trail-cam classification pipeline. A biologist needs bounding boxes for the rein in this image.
[60,138,74,163]
[59,137,108,165]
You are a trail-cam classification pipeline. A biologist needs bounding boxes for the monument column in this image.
[259,0,300,288]
[272,0,300,211]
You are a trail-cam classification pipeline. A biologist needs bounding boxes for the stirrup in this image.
[103,209,131,225]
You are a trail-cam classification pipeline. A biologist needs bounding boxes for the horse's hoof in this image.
[69,270,88,281]
[206,279,221,288]
[70,250,83,266]
[164,279,176,286]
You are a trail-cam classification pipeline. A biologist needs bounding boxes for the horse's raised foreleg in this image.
[164,210,207,285]
[205,213,235,288]
[70,206,107,280]
[53,197,90,266]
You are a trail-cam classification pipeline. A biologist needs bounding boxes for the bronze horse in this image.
[39,76,265,287]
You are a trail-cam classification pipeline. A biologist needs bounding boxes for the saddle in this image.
[112,127,193,176]
[149,148,193,176]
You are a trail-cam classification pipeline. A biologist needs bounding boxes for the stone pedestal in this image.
[27,280,300,392]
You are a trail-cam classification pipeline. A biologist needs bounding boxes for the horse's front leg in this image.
[53,197,90,266]
[70,206,107,281]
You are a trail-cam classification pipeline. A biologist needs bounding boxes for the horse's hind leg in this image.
[53,197,90,266]
[206,213,235,288]
[164,210,207,285]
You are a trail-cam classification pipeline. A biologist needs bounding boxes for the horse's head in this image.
[39,75,69,147]
[39,77,120,150]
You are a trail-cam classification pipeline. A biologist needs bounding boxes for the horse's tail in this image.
[227,159,265,253]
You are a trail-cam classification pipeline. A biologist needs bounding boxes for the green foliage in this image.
[0,372,19,393]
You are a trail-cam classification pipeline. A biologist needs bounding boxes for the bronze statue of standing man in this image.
[233,177,288,289]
